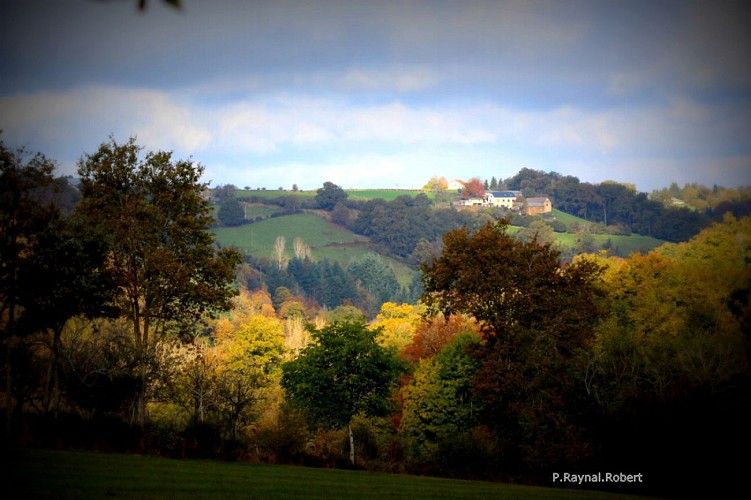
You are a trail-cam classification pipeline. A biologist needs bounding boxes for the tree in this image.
[75,137,242,426]
[213,314,287,441]
[315,181,347,210]
[421,220,606,469]
[281,321,404,465]
[348,253,401,315]
[400,332,482,461]
[423,176,448,192]
[212,184,238,204]
[1,140,62,433]
[273,236,288,270]
[16,215,115,416]
[402,313,479,364]
[461,177,485,198]
[330,201,351,226]
[217,198,245,226]
[371,302,425,353]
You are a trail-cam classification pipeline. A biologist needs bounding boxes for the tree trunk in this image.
[348,423,355,466]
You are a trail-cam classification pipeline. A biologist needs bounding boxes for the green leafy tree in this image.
[400,332,482,460]
[315,181,347,210]
[217,198,245,226]
[75,137,242,426]
[281,321,404,465]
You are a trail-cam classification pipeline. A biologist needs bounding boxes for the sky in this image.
[2,0,750,192]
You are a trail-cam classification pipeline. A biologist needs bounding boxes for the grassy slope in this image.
[213,212,416,285]
[5,448,648,500]
[548,209,666,255]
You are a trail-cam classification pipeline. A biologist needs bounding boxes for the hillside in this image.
[212,212,416,285]
[548,209,666,255]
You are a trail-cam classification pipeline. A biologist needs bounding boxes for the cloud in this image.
[338,67,439,92]
[2,79,749,192]
[0,86,211,163]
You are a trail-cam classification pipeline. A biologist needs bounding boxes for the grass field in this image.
[241,204,279,220]
[234,189,432,202]
[546,209,666,255]
[550,209,587,228]
[213,212,369,258]
[346,189,430,201]
[4,448,649,499]
[236,189,317,200]
[212,212,416,284]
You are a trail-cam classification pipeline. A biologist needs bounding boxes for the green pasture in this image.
[4,448,648,499]
[235,189,317,200]
[553,232,665,255]
[233,189,432,202]
[213,212,368,258]
[347,189,430,201]
[549,209,586,228]
[506,225,665,257]
[241,203,279,220]
[543,209,666,255]
[213,213,415,284]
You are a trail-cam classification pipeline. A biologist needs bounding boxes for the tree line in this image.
[499,167,751,242]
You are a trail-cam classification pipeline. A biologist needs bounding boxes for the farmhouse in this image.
[484,191,517,209]
[525,197,552,216]
[456,197,485,206]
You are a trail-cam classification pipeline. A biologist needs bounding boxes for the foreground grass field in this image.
[4,448,651,499]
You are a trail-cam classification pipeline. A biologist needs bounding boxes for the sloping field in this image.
[5,448,647,499]
[549,209,666,255]
[214,212,368,259]
[213,213,416,284]
[553,232,666,256]
[550,208,587,228]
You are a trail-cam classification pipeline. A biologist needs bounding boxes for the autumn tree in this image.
[213,314,287,441]
[421,220,606,469]
[371,302,425,353]
[281,321,404,466]
[461,177,485,198]
[75,137,242,426]
[579,215,751,496]
[402,313,479,364]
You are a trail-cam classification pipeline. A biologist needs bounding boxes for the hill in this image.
[548,209,666,255]
[212,212,416,285]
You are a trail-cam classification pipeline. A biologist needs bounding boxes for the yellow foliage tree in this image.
[372,302,426,353]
